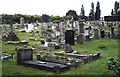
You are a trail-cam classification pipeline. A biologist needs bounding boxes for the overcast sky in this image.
[0,0,119,17]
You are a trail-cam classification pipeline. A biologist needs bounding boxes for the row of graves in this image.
[16,44,100,73]
[38,20,120,46]
[1,18,120,73]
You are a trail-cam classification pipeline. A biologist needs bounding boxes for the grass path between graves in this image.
[2,36,118,75]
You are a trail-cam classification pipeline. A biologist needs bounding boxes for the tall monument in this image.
[6,24,19,41]
[20,17,24,27]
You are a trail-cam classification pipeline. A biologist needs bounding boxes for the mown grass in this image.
[1,31,118,75]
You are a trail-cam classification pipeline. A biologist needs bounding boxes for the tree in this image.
[111,1,120,16]
[111,9,114,15]
[60,16,72,22]
[12,14,24,23]
[95,1,101,20]
[50,16,61,22]
[80,5,85,16]
[114,1,119,15]
[89,2,95,20]
[53,20,60,23]
[91,2,94,10]
[41,14,50,22]
[66,10,79,21]
[2,14,41,24]
[2,14,13,24]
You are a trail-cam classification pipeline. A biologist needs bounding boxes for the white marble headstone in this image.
[84,29,89,36]
[27,23,34,32]
[20,17,24,27]
[56,31,60,36]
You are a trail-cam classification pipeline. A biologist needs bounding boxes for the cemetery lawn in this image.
[2,34,118,75]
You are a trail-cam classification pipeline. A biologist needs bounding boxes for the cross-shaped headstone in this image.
[10,23,13,33]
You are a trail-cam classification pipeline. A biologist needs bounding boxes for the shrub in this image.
[105,56,120,75]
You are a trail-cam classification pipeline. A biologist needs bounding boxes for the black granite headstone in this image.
[100,29,105,38]
[111,27,115,38]
[65,29,74,45]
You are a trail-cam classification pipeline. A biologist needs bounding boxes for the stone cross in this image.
[10,23,13,33]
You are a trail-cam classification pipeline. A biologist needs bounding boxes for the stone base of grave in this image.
[18,60,70,73]
[39,56,84,67]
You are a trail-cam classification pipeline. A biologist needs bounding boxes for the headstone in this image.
[77,34,84,44]
[77,20,84,44]
[56,25,60,31]
[84,28,90,41]
[100,22,104,30]
[20,17,24,27]
[78,21,84,34]
[65,29,75,45]
[16,47,33,64]
[94,28,99,39]
[107,29,111,38]
[100,29,105,38]
[56,31,61,37]
[63,44,73,53]
[27,23,34,32]
[10,23,13,33]
[110,26,115,38]
[6,24,19,41]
